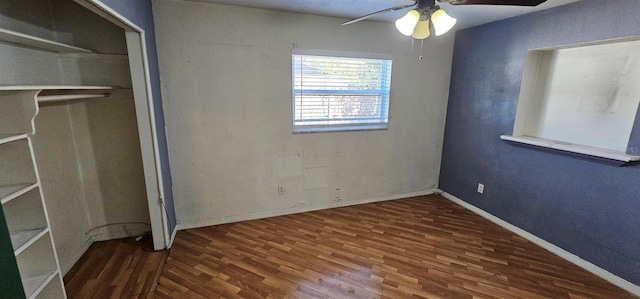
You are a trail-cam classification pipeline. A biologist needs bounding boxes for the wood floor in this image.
[65,195,637,298]
[64,235,168,298]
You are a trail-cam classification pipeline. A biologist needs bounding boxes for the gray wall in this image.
[152,0,455,228]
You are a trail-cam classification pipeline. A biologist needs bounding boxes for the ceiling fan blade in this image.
[439,0,547,6]
[342,1,417,25]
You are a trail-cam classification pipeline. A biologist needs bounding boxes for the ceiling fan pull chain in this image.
[419,39,424,61]
[411,37,415,51]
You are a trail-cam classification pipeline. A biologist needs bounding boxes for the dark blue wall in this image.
[99,0,176,238]
[440,0,640,285]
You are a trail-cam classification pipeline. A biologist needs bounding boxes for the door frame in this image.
[73,0,170,250]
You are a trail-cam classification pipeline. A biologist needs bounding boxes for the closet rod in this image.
[38,93,109,103]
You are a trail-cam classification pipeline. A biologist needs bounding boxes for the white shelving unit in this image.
[1,2,165,298]
[0,86,112,299]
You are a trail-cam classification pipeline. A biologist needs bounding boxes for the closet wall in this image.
[0,0,150,274]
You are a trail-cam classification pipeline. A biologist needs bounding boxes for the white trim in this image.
[500,135,640,163]
[138,34,171,249]
[84,0,171,250]
[531,35,640,51]
[168,224,178,249]
[79,0,142,32]
[125,32,167,251]
[72,0,135,31]
[293,123,388,134]
[292,49,393,60]
[176,189,435,231]
[90,227,152,242]
[438,190,640,297]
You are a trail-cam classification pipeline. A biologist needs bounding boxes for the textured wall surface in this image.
[153,0,454,228]
[440,0,640,285]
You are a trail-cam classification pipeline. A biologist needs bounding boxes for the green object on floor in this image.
[0,204,26,299]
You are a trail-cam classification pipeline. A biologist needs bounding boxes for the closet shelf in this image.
[0,183,38,204]
[23,270,58,299]
[0,85,115,103]
[0,85,113,91]
[12,228,48,256]
[0,133,28,145]
[0,28,92,53]
[38,93,109,103]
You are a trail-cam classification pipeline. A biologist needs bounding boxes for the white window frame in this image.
[291,49,392,133]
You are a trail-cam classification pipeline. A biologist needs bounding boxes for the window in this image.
[291,50,392,133]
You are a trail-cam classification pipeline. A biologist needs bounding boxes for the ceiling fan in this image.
[342,0,547,40]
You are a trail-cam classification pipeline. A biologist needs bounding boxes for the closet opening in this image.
[0,0,169,284]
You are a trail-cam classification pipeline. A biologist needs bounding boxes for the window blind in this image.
[291,51,392,133]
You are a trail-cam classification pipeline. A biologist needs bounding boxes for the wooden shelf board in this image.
[0,133,28,145]
[12,228,48,256]
[0,85,112,91]
[38,93,108,103]
[0,183,38,204]
[0,28,92,53]
[500,135,640,163]
[22,270,58,299]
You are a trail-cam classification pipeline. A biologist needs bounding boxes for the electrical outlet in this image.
[278,185,285,195]
[477,183,484,194]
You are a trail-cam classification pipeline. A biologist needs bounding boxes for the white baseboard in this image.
[438,190,640,297]
[175,189,436,231]
[59,237,93,276]
[90,227,151,242]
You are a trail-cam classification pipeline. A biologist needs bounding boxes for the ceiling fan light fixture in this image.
[411,20,430,39]
[431,9,457,36]
[395,10,420,36]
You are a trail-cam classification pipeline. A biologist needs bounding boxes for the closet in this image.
[0,0,163,298]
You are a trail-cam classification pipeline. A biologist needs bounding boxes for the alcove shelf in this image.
[0,28,92,53]
[501,135,640,164]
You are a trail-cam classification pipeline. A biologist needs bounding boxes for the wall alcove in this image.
[502,37,640,164]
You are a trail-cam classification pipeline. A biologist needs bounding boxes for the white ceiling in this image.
[182,0,581,29]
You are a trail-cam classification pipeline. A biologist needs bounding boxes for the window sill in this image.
[500,135,640,164]
[293,124,388,134]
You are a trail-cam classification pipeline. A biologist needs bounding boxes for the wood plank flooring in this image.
[65,195,638,298]
[64,235,169,298]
